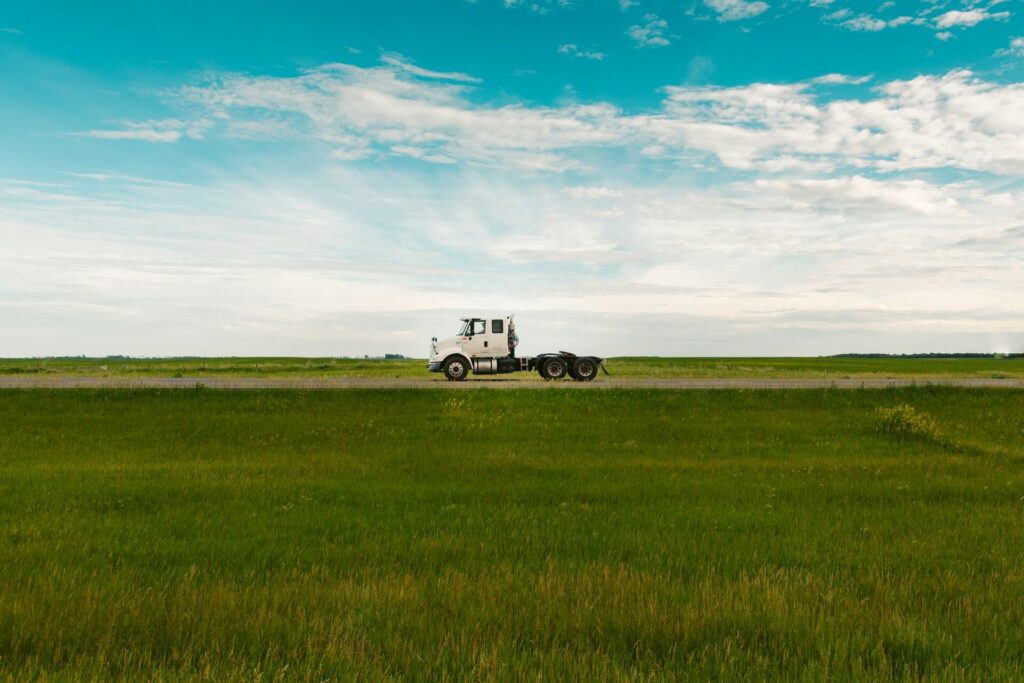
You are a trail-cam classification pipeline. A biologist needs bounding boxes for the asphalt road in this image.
[2,376,1024,390]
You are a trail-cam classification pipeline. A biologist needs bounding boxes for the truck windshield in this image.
[457,319,486,336]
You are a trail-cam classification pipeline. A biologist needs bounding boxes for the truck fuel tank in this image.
[472,358,498,374]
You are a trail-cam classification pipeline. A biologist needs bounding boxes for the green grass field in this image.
[2,355,1024,379]
[2,388,1023,680]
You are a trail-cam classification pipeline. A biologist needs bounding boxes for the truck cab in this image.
[453,317,513,359]
[428,316,517,379]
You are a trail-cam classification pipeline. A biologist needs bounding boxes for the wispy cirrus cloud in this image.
[380,53,482,83]
[500,0,574,12]
[72,118,208,143]
[997,36,1024,56]
[557,43,607,60]
[4,168,1022,356]
[174,60,622,171]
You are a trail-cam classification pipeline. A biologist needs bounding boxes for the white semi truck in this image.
[427,315,605,382]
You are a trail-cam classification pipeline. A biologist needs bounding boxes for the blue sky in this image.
[2,0,1023,356]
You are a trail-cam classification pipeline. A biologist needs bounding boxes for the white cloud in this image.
[838,13,914,31]
[997,36,1024,56]
[224,118,295,140]
[936,31,954,41]
[934,8,1010,28]
[177,61,622,171]
[811,73,872,85]
[749,175,960,215]
[72,119,208,143]
[64,171,194,188]
[564,186,625,198]
[705,0,769,21]
[842,15,887,31]
[557,44,607,60]
[76,62,1024,179]
[627,13,670,47]
[501,0,575,12]
[388,145,457,164]
[655,70,1024,174]
[379,53,481,83]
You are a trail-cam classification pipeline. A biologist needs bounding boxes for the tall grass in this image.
[1,388,1023,680]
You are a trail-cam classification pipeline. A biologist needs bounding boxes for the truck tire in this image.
[572,357,597,382]
[543,357,568,380]
[443,356,470,381]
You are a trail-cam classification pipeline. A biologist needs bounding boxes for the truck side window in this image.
[472,320,486,335]
[492,319,503,334]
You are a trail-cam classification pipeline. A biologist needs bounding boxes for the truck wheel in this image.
[443,357,469,381]
[544,358,568,380]
[572,357,597,382]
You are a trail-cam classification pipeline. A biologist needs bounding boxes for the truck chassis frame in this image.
[430,351,605,382]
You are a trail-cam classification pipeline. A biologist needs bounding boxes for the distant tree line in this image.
[34,354,411,360]
[831,353,1023,359]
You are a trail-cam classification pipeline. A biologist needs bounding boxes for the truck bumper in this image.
[427,361,443,373]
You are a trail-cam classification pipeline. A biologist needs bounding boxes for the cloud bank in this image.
[80,62,1023,177]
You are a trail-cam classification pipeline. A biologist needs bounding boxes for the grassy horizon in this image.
[2,387,1023,679]
[2,355,1024,379]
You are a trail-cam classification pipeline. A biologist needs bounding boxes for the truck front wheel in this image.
[443,357,470,381]
[543,358,568,380]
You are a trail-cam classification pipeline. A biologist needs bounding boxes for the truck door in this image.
[461,319,489,357]
[489,318,509,357]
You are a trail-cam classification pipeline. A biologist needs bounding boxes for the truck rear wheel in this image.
[543,357,568,380]
[443,356,469,381]
[572,357,597,381]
